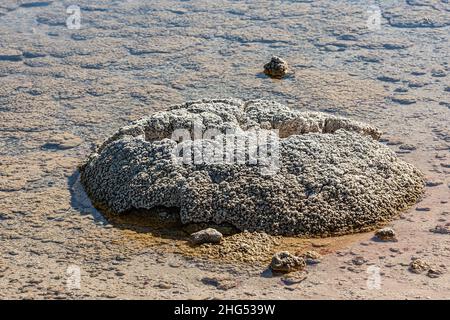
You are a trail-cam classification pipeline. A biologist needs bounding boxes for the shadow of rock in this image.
[68,170,239,242]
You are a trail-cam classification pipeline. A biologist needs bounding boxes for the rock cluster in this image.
[80,98,424,236]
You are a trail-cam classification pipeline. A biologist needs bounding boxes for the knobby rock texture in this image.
[80,99,424,236]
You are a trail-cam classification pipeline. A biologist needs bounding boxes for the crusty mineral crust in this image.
[80,99,424,236]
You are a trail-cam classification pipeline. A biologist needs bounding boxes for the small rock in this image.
[302,250,322,265]
[427,267,444,279]
[425,180,443,187]
[189,228,223,245]
[281,271,308,285]
[429,224,450,235]
[201,276,238,290]
[352,256,367,266]
[409,259,429,274]
[263,56,288,78]
[374,227,397,242]
[270,251,306,273]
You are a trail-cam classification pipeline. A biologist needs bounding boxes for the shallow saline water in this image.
[0,0,449,299]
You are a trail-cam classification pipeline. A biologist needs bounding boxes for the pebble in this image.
[374,227,397,242]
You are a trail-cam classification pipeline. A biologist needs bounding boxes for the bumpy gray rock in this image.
[270,251,306,273]
[80,98,424,236]
[264,56,288,78]
[190,228,223,245]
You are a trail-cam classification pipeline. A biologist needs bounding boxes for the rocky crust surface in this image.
[264,56,289,78]
[80,99,424,236]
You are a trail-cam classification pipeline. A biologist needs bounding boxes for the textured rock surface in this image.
[190,228,223,245]
[270,251,306,273]
[409,258,430,274]
[80,99,424,236]
[374,227,398,242]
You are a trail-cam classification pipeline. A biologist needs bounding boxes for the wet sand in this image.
[0,0,449,299]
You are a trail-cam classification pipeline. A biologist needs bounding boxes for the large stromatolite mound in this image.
[80,99,424,236]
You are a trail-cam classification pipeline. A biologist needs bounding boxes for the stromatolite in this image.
[80,98,424,236]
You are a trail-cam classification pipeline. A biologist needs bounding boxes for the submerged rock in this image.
[80,98,424,236]
[264,56,288,78]
[270,251,306,273]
